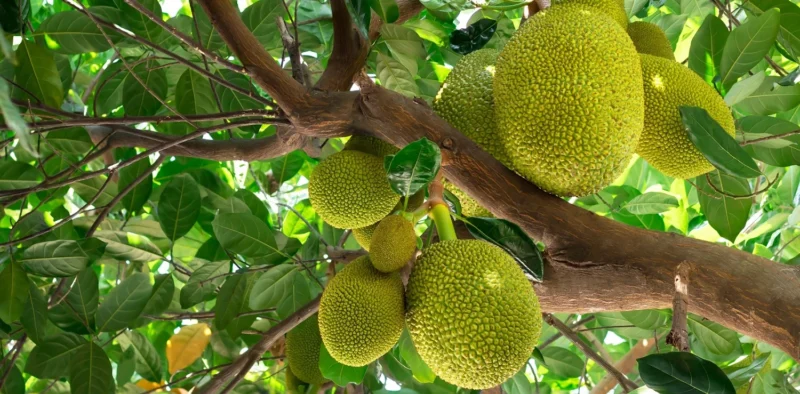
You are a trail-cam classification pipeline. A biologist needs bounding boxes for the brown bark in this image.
[316,0,369,92]
[666,262,692,351]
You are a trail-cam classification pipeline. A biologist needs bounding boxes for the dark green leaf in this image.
[94,230,162,262]
[193,7,225,51]
[735,78,800,115]
[215,272,256,330]
[276,272,311,319]
[175,69,217,127]
[463,217,544,281]
[118,157,155,213]
[0,261,29,323]
[212,212,278,258]
[13,40,63,108]
[0,78,35,157]
[745,0,800,60]
[688,316,741,355]
[65,269,100,330]
[740,115,800,166]
[0,364,24,394]
[21,238,106,277]
[117,330,163,382]
[725,353,770,387]
[681,106,760,178]
[249,264,296,310]
[540,347,583,378]
[180,260,229,308]
[0,0,30,34]
[638,352,736,394]
[116,347,137,387]
[502,366,532,394]
[234,189,270,222]
[36,9,122,53]
[450,19,497,55]
[21,281,48,344]
[119,0,163,44]
[25,333,87,378]
[370,0,399,23]
[96,272,152,332]
[386,137,441,196]
[140,273,174,317]
[45,128,94,155]
[270,151,306,185]
[122,59,167,116]
[241,0,285,51]
[319,342,368,386]
[69,342,114,394]
[157,173,201,241]
[72,176,119,208]
[0,161,42,191]
[719,8,781,87]
[420,0,465,20]
[620,310,668,330]
[689,15,729,85]
[694,171,752,242]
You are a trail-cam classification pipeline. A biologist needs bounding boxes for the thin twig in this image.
[740,129,800,146]
[666,262,692,351]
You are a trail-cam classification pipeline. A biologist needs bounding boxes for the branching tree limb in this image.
[316,0,369,91]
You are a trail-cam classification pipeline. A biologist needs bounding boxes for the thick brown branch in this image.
[316,0,369,92]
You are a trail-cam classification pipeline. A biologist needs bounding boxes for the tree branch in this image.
[367,0,424,40]
[666,262,691,351]
[589,338,657,394]
[316,0,369,92]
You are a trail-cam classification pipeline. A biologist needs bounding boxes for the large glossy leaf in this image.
[385,137,441,197]
[689,15,729,85]
[119,157,155,213]
[695,171,753,242]
[180,260,229,308]
[725,353,770,387]
[540,347,583,378]
[719,8,781,88]
[249,264,297,310]
[621,310,669,330]
[69,342,114,394]
[271,151,306,185]
[370,0,400,23]
[688,317,741,355]
[93,63,127,115]
[241,0,285,51]
[0,261,29,323]
[463,217,543,281]
[13,40,63,108]
[746,0,800,59]
[376,52,419,98]
[175,69,217,121]
[381,24,426,75]
[20,238,106,277]
[72,175,120,208]
[638,352,736,394]
[735,78,800,115]
[95,230,162,262]
[21,281,48,344]
[122,59,167,116]
[65,269,100,330]
[166,323,211,374]
[157,174,201,241]
[0,161,42,191]
[681,106,760,178]
[213,69,262,133]
[741,116,800,166]
[212,212,278,258]
[140,273,175,317]
[24,333,87,378]
[120,0,163,44]
[96,272,152,332]
[45,127,94,155]
[624,192,680,215]
[118,330,163,382]
[320,342,368,386]
[36,8,122,53]
[193,7,225,51]
[215,272,256,337]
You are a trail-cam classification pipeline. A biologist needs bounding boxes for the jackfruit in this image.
[309,150,399,229]
[318,256,405,366]
[444,180,492,217]
[352,222,378,251]
[627,22,674,60]
[285,367,309,394]
[344,135,399,158]
[553,0,628,27]
[286,314,327,386]
[369,215,417,273]
[494,4,644,197]
[396,188,426,212]
[637,54,735,179]
[406,240,541,389]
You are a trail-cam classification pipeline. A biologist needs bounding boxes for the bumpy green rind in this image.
[286,314,327,386]
[444,180,492,217]
[352,222,379,251]
[309,150,399,229]
[637,54,735,179]
[494,4,644,197]
[318,256,405,366]
[553,0,629,27]
[369,215,417,273]
[627,21,674,60]
[406,240,542,389]
[344,135,399,158]
[285,368,309,394]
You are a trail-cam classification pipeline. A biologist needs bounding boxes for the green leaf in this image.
[681,106,761,178]
[95,230,162,262]
[69,341,115,394]
[116,347,137,387]
[13,40,63,108]
[463,217,544,281]
[96,272,152,332]
[638,352,735,394]
[72,176,119,208]
[249,264,297,310]
[21,281,48,344]
[0,161,42,191]
[724,72,766,106]
[625,0,648,17]
[319,342,368,386]
[276,272,311,319]
[0,0,30,34]
[0,364,24,394]
[0,78,35,157]
[719,8,781,88]
[45,127,94,155]
[0,261,29,323]
[735,78,800,115]
[688,316,741,355]
[21,238,106,277]
[381,24,425,75]
[386,137,441,196]
[234,189,270,222]
[120,0,163,44]
[94,63,126,115]
[175,68,217,119]
[241,0,285,51]
[213,69,262,133]
[193,7,225,51]
[25,333,86,378]
[157,174,201,241]
[140,273,174,317]
[36,9,121,54]
[502,366,532,394]
[656,15,688,48]
[419,0,465,20]
[725,353,770,387]
[215,272,256,330]
[270,151,306,185]
[694,171,752,242]
[376,53,420,98]
[370,0,399,23]
[741,116,800,166]
[623,192,679,215]
[122,59,167,116]
[689,15,729,85]
[681,0,714,18]
[65,268,100,330]
[180,260,229,308]
[746,0,800,59]
[117,330,163,382]
[212,212,278,258]
[119,157,155,213]
[398,329,436,383]
[540,347,583,378]
[620,310,668,330]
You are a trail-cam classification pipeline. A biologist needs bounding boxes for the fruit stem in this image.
[429,203,457,241]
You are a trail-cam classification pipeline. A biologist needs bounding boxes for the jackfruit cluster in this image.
[285,314,327,386]
[308,150,399,229]
[352,222,378,251]
[637,54,735,179]
[318,256,405,366]
[495,4,644,196]
[406,240,542,389]
[627,21,674,60]
[369,215,417,273]
[552,0,628,27]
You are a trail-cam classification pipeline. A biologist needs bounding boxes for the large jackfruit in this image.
[318,256,405,366]
[406,240,541,389]
[352,222,378,251]
[285,314,327,386]
[637,55,735,179]
[627,22,674,60]
[309,150,399,229]
[369,215,417,273]
[344,135,399,158]
[494,4,644,197]
[553,0,628,27]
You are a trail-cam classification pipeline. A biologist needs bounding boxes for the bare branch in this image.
[740,128,800,146]
[666,262,692,351]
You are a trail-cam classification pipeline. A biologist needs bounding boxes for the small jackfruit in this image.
[444,180,492,217]
[627,21,674,60]
[285,367,309,394]
[285,314,327,386]
[553,0,628,27]
[309,150,399,229]
[369,215,417,273]
[318,256,405,366]
[344,135,399,158]
[637,54,735,179]
[495,4,644,197]
[406,240,541,389]
[352,222,378,251]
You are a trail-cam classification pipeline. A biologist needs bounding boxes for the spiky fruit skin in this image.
[344,135,399,158]
[553,0,628,27]
[627,22,674,60]
[352,222,378,251]
[369,215,417,273]
[286,314,327,386]
[285,367,308,394]
[318,256,405,366]
[444,180,492,217]
[309,150,399,229]
[637,55,735,179]
[406,240,542,389]
[494,4,644,197]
